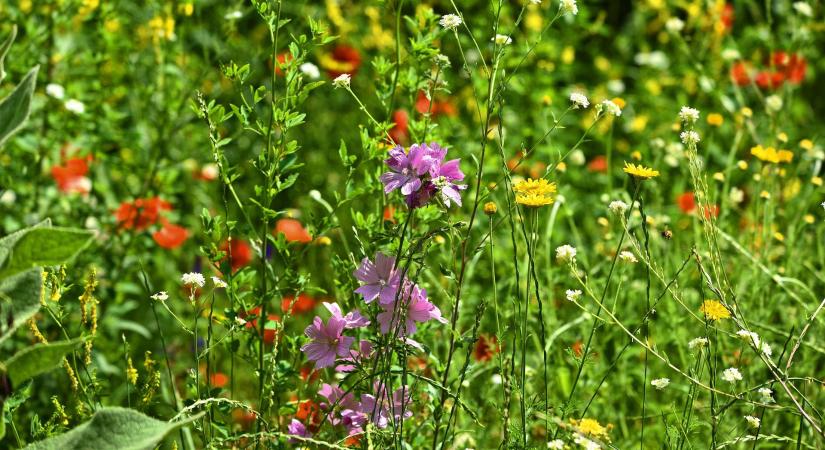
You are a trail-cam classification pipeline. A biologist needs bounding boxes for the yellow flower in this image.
[737,160,748,170]
[812,176,823,187]
[571,418,611,440]
[740,107,753,118]
[611,97,626,109]
[777,132,788,143]
[630,150,642,161]
[700,300,731,321]
[804,214,814,224]
[483,202,498,215]
[623,162,659,179]
[773,232,785,242]
[750,145,794,164]
[799,139,814,151]
[707,113,724,126]
[513,178,556,208]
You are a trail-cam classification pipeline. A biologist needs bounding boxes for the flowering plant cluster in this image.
[380,142,466,208]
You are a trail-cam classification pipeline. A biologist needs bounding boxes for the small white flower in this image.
[569,149,586,166]
[0,190,16,205]
[547,439,564,449]
[721,48,741,61]
[224,10,243,20]
[46,83,65,99]
[565,289,582,302]
[793,2,813,17]
[493,34,512,45]
[680,130,701,145]
[744,415,761,429]
[560,0,578,16]
[618,251,638,263]
[758,387,774,403]
[573,434,600,450]
[434,54,451,67]
[235,316,247,327]
[651,378,670,390]
[730,187,745,204]
[299,62,320,79]
[596,99,622,117]
[608,200,628,215]
[688,337,708,350]
[64,99,85,114]
[530,0,542,4]
[679,106,700,124]
[332,73,351,89]
[765,95,783,112]
[570,92,590,109]
[151,291,169,301]
[665,17,684,33]
[181,272,205,287]
[555,244,577,263]
[736,329,761,348]
[761,342,773,357]
[721,367,743,383]
[491,373,502,385]
[212,276,228,288]
[439,14,462,30]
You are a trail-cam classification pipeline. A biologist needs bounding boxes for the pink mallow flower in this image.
[301,316,355,368]
[353,252,401,305]
[359,383,413,429]
[336,339,374,372]
[377,283,446,336]
[323,302,370,328]
[287,419,310,443]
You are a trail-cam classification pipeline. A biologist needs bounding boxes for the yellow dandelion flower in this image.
[799,139,814,151]
[707,113,724,126]
[740,107,753,118]
[571,418,611,440]
[513,178,556,208]
[751,145,793,164]
[623,162,659,180]
[812,176,823,187]
[630,150,642,161]
[804,214,814,224]
[760,190,771,199]
[612,97,626,109]
[737,160,748,170]
[777,132,789,143]
[483,202,498,215]
[773,232,785,242]
[700,300,731,321]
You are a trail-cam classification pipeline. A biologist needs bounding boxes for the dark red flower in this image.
[473,334,500,363]
[754,70,784,89]
[730,61,751,86]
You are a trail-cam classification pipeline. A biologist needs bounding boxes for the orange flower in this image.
[677,192,696,214]
[210,372,229,388]
[281,293,317,315]
[115,197,172,230]
[51,155,92,194]
[320,45,362,78]
[152,219,189,249]
[383,205,397,223]
[587,155,607,173]
[388,110,409,145]
[240,307,281,345]
[274,218,312,243]
[221,238,253,272]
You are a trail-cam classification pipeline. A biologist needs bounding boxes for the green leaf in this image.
[0,65,38,148]
[0,25,17,83]
[0,225,94,279]
[4,338,85,387]
[0,268,43,345]
[24,407,203,450]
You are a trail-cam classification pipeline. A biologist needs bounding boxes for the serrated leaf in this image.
[0,268,43,345]
[24,407,203,450]
[0,65,38,148]
[0,225,94,279]
[5,338,85,387]
[0,26,17,83]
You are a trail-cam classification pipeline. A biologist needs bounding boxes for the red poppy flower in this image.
[274,218,312,243]
[274,52,293,76]
[677,192,696,214]
[754,70,784,89]
[152,219,189,249]
[473,334,500,363]
[388,109,409,145]
[51,156,92,194]
[730,61,751,86]
[221,238,253,272]
[299,364,320,383]
[702,204,720,219]
[587,155,608,173]
[720,3,734,31]
[415,91,458,118]
[231,409,257,428]
[210,372,229,388]
[771,51,806,85]
[281,293,316,315]
[321,45,362,79]
[115,197,172,230]
[240,306,281,345]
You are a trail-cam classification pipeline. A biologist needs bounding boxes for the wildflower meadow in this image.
[1,0,825,448]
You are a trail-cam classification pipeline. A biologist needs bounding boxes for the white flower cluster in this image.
[608,200,628,215]
[565,289,582,302]
[721,367,743,383]
[150,291,169,301]
[680,130,701,145]
[212,276,228,288]
[744,415,761,429]
[181,272,205,287]
[570,92,590,109]
[556,244,577,263]
[596,99,622,117]
[651,378,670,390]
[560,0,578,16]
[618,251,637,263]
[688,337,708,350]
[736,329,773,357]
[332,74,351,89]
[679,106,700,124]
[493,34,512,45]
[793,2,813,17]
[439,14,462,30]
